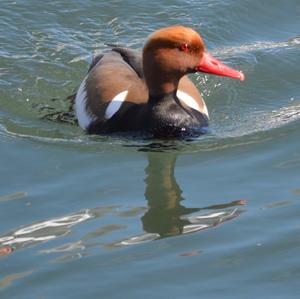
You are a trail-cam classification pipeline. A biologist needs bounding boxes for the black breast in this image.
[145,92,209,138]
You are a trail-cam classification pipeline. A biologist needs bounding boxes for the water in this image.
[1,0,300,298]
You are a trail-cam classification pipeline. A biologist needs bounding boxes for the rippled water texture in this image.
[1,1,300,298]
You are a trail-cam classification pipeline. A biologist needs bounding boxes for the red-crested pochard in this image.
[75,26,244,137]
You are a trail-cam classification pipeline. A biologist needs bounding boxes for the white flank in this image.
[177,90,209,118]
[105,90,128,119]
[202,103,209,118]
[75,77,95,129]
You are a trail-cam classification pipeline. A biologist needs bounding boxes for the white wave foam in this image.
[213,36,300,58]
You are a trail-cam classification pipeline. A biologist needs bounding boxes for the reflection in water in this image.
[0,271,34,289]
[0,205,123,257]
[0,192,27,202]
[0,149,246,255]
[143,152,193,237]
[0,209,98,256]
[113,150,245,246]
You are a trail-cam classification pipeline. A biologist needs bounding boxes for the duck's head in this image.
[143,26,244,96]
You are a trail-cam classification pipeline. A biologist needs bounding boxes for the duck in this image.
[75,26,244,138]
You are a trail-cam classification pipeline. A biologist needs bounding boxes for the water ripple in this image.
[0,209,94,251]
[213,36,300,58]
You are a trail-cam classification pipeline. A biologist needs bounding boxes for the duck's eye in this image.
[180,43,191,52]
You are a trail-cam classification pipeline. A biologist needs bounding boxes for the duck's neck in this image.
[143,53,181,98]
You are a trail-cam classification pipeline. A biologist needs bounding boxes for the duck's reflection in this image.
[0,147,246,255]
[114,149,246,246]
[142,152,199,237]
